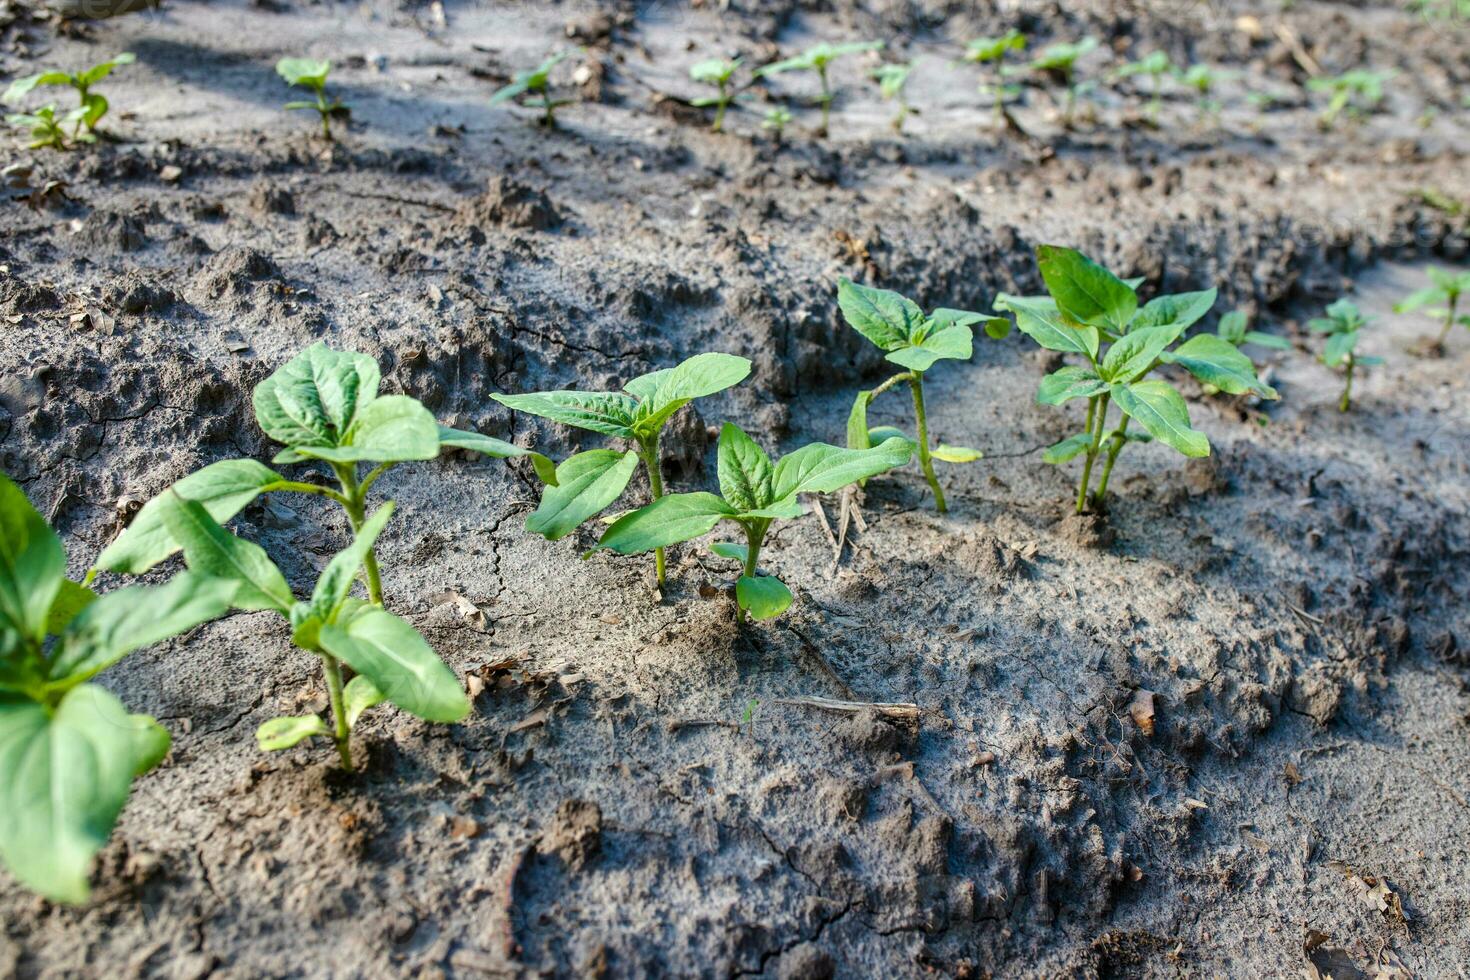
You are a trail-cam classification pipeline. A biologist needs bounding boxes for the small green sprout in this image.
[1179,64,1229,122]
[690,57,742,133]
[964,30,1027,125]
[1308,70,1393,129]
[838,278,1010,512]
[276,57,345,141]
[151,496,468,770]
[493,353,752,586]
[1215,309,1292,351]
[6,104,78,150]
[1308,299,1381,412]
[594,424,912,622]
[0,473,233,904]
[996,245,1278,514]
[490,52,573,127]
[1014,37,1099,128]
[762,106,793,141]
[2,52,133,138]
[870,61,916,133]
[1394,267,1470,351]
[754,41,883,137]
[1113,51,1172,126]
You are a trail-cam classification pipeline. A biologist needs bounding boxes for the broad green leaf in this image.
[771,436,914,499]
[931,444,983,463]
[716,424,775,512]
[1130,289,1217,338]
[319,608,468,723]
[868,426,907,443]
[159,495,293,613]
[94,459,285,574]
[1099,324,1175,383]
[1037,366,1107,405]
[625,352,752,433]
[276,57,330,89]
[739,498,806,520]
[1111,381,1210,457]
[491,391,638,438]
[0,684,169,904]
[310,503,394,620]
[526,450,639,541]
[256,715,328,751]
[710,542,749,562]
[846,391,873,450]
[736,576,793,620]
[76,53,134,88]
[0,474,65,642]
[838,278,924,351]
[1162,334,1278,398]
[46,580,96,637]
[1036,245,1138,333]
[886,322,973,372]
[1042,432,1093,464]
[595,493,736,555]
[345,675,385,726]
[1323,330,1359,367]
[929,308,1010,340]
[252,343,379,450]
[438,426,557,485]
[49,572,236,685]
[1217,310,1248,344]
[298,395,439,464]
[1000,294,1099,358]
[1242,331,1292,351]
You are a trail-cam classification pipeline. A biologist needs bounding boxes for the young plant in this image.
[838,278,1010,512]
[762,106,793,141]
[996,245,1277,513]
[1309,299,1381,411]
[1308,70,1392,129]
[1179,64,1228,122]
[493,353,751,586]
[276,58,345,141]
[1394,267,1470,351]
[94,343,548,606]
[690,57,742,133]
[2,52,133,139]
[0,474,234,904]
[964,30,1026,126]
[754,41,883,137]
[594,424,912,622]
[490,52,573,127]
[1113,51,1172,126]
[6,104,76,150]
[870,61,916,133]
[152,495,468,770]
[1215,309,1291,351]
[1015,37,1098,128]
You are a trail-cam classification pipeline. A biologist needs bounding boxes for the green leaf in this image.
[491,391,638,438]
[318,608,469,723]
[1042,432,1093,464]
[1394,286,1442,313]
[1323,330,1359,367]
[998,294,1099,358]
[159,495,293,613]
[1037,365,1108,405]
[1242,331,1292,350]
[1036,245,1138,333]
[296,395,439,464]
[846,391,873,450]
[344,675,385,727]
[252,343,379,451]
[1130,289,1217,338]
[1111,381,1210,457]
[0,473,65,643]
[276,57,330,89]
[931,444,983,463]
[736,576,793,620]
[886,321,973,372]
[310,503,394,620]
[1162,334,1278,398]
[94,459,285,575]
[740,498,806,520]
[78,93,108,130]
[1099,324,1176,383]
[716,423,775,512]
[0,684,168,904]
[710,542,749,562]
[438,426,557,485]
[1217,310,1248,344]
[526,450,639,541]
[838,278,924,351]
[626,352,752,434]
[75,54,134,88]
[595,493,736,555]
[771,436,914,499]
[256,715,328,751]
[45,580,96,637]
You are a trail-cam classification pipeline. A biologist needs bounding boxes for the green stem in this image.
[640,436,668,586]
[737,521,766,625]
[1438,294,1459,346]
[1092,414,1130,506]
[1150,76,1161,124]
[1063,78,1076,127]
[268,480,352,507]
[322,654,353,771]
[542,90,554,127]
[871,370,913,399]
[1339,357,1354,413]
[818,66,832,136]
[713,85,728,132]
[1076,393,1110,514]
[333,463,385,606]
[908,373,946,513]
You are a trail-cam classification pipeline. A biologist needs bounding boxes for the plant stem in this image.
[818,66,831,136]
[1092,414,1130,506]
[1339,357,1354,413]
[870,371,913,399]
[1439,294,1459,346]
[713,84,728,132]
[640,436,668,586]
[333,463,385,606]
[322,654,353,771]
[1076,393,1110,514]
[1063,78,1076,127]
[737,521,766,625]
[908,373,946,513]
[542,90,554,127]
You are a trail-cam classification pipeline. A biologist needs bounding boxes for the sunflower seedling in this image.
[1308,70,1392,129]
[839,278,1009,512]
[493,353,751,586]
[1202,310,1290,396]
[595,424,912,622]
[1113,51,1172,126]
[1309,299,1381,411]
[276,58,346,141]
[762,106,793,141]
[690,57,742,132]
[5,105,77,150]
[1013,37,1098,128]
[152,496,468,770]
[95,342,549,607]
[963,30,1026,126]
[1179,64,1228,122]
[996,245,1277,513]
[0,474,234,904]
[490,52,573,127]
[1394,267,1470,353]
[754,41,883,137]
[869,61,916,133]
[2,52,133,139]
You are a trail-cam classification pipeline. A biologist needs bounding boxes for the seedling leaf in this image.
[344,675,385,726]
[1036,245,1138,333]
[1110,380,1210,457]
[1162,334,1279,397]
[736,576,793,620]
[527,450,640,541]
[438,426,557,485]
[770,436,914,499]
[594,493,736,555]
[1037,365,1108,404]
[159,494,293,613]
[0,472,65,641]
[490,390,639,438]
[256,715,329,751]
[1043,432,1093,464]
[716,423,775,512]
[837,278,923,350]
[319,607,469,723]
[931,444,983,463]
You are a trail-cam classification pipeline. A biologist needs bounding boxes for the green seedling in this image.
[1308,70,1393,129]
[754,41,883,137]
[493,353,751,586]
[996,245,1277,513]
[1113,51,1172,125]
[690,57,742,133]
[6,104,78,150]
[1012,37,1098,128]
[151,496,468,770]
[1203,310,1290,396]
[1394,267,1470,350]
[838,278,1010,512]
[490,52,573,127]
[1179,64,1229,121]
[870,61,916,133]
[0,474,234,904]
[762,106,793,141]
[95,343,547,607]
[594,424,912,622]
[276,58,345,141]
[2,52,133,138]
[964,30,1026,126]
[1308,298,1381,412]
